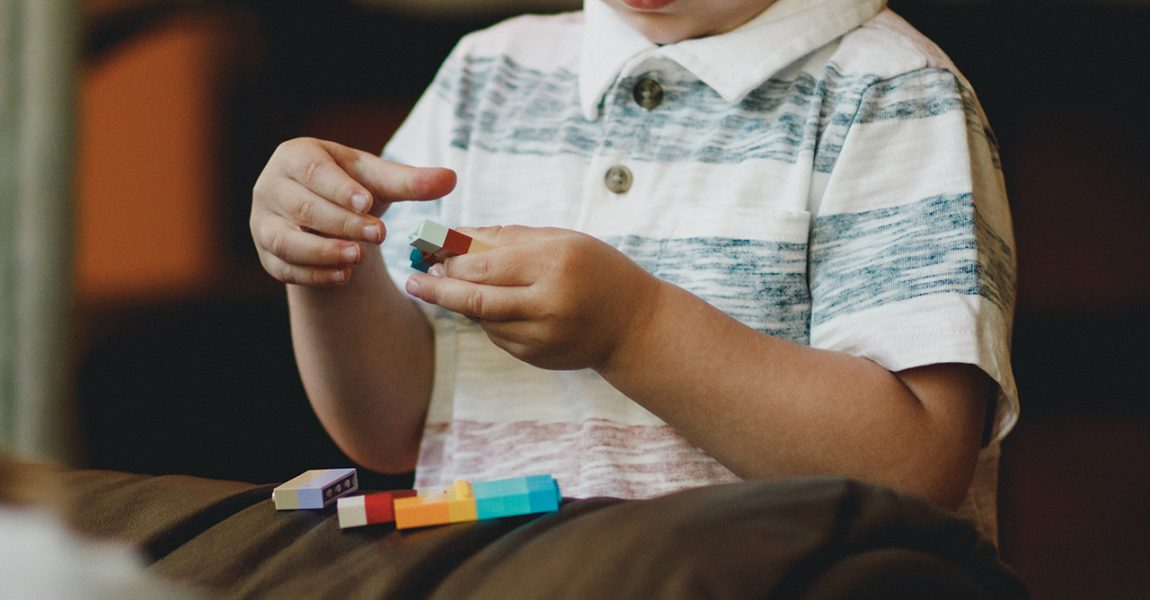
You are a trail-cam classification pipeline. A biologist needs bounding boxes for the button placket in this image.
[591,59,667,201]
[596,82,636,197]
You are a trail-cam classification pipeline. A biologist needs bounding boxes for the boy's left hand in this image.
[404,226,661,371]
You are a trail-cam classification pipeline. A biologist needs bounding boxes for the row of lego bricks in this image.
[271,469,561,530]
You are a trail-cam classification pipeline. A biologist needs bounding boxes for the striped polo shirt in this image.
[380,0,1019,539]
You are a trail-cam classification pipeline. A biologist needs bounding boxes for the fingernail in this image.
[405,277,421,296]
[341,245,359,263]
[351,193,371,212]
[362,224,381,242]
[332,269,348,283]
[428,264,445,277]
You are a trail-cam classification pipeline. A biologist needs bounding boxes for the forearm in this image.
[596,280,988,508]
[288,249,433,472]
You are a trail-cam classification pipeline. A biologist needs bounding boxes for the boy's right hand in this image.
[250,137,456,286]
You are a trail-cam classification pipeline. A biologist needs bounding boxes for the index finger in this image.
[406,273,529,322]
[437,249,541,287]
[277,138,375,213]
[329,145,457,205]
[279,138,457,213]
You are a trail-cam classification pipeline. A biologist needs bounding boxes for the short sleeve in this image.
[809,68,1019,441]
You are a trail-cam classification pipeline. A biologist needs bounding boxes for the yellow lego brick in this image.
[448,480,478,523]
[467,238,492,253]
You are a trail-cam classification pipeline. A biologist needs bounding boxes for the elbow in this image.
[338,438,419,476]
[915,472,974,511]
[895,445,980,511]
[320,417,423,476]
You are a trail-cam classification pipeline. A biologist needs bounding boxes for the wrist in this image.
[594,273,668,380]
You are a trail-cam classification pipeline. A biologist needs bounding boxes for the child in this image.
[251,0,1018,541]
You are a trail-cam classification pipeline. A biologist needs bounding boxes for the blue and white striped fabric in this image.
[379,0,1017,541]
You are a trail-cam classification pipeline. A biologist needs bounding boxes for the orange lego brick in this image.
[394,493,451,529]
[394,481,480,529]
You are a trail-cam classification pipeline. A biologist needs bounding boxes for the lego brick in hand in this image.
[272,469,358,510]
[406,219,491,271]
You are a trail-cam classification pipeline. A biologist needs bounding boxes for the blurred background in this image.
[1,0,1148,597]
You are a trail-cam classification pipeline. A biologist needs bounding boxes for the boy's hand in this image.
[250,137,456,286]
[405,226,662,371]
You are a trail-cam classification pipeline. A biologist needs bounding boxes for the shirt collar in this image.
[579,0,887,121]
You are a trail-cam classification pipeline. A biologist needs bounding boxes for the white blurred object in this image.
[353,0,581,18]
[0,0,78,462]
[0,507,203,599]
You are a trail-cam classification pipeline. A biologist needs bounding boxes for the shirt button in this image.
[632,76,664,110]
[604,165,633,195]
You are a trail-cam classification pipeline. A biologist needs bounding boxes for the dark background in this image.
[73,2,1150,598]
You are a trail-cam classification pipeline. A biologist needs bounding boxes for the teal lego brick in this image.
[473,475,559,520]
[473,477,528,498]
[475,494,531,520]
[525,475,556,492]
[527,482,560,513]
[410,248,433,273]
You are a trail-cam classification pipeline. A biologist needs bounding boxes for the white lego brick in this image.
[272,468,358,510]
[337,495,368,529]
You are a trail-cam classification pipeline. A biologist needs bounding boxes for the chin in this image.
[632,20,698,44]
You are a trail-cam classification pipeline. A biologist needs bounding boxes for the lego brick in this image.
[467,238,492,253]
[370,489,416,522]
[272,468,358,510]
[472,477,526,498]
[336,489,418,529]
[475,492,531,520]
[394,493,451,530]
[394,481,481,530]
[409,245,460,273]
[447,480,478,523]
[442,228,474,255]
[407,220,490,273]
[337,495,370,529]
[339,475,559,530]
[526,475,562,513]
[407,219,449,254]
[410,248,434,273]
[472,475,559,520]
